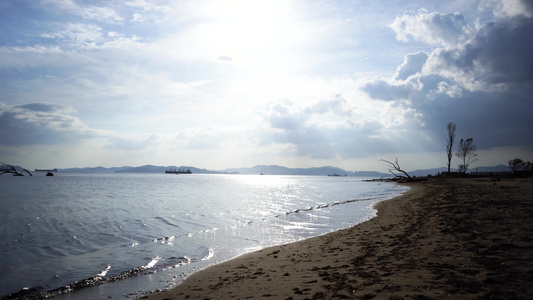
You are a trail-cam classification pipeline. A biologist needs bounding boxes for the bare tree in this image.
[0,162,32,176]
[455,138,478,173]
[446,122,456,174]
[380,158,413,180]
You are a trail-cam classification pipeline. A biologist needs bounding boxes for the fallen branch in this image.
[380,158,412,180]
[0,162,32,176]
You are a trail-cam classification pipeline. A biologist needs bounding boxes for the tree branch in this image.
[0,162,32,176]
[380,158,412,180]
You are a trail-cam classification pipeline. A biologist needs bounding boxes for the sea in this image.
[0,172,408,299]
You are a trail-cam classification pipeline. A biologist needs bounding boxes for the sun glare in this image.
[233,173,291,187]
[205,0,296,64]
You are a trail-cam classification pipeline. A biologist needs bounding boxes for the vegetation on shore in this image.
[381,122,531,181]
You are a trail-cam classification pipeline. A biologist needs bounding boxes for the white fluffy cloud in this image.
[480,0,533,19]
[41,0,124,23]
[394,51,428,81]
[390,9,472,47]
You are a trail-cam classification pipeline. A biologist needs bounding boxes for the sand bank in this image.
[143,178,533,299]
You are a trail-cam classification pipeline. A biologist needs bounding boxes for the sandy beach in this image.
[144,178,533,299]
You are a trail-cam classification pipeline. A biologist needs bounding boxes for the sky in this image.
[0,0,532,172]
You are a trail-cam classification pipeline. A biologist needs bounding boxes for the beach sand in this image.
[143,178,533,299]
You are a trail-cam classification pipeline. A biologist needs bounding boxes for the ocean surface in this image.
[0,173,408,299]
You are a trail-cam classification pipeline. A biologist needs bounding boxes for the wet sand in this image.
[143,178,533,299]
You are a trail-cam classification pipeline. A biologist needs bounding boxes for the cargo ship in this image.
[165,169,192,174]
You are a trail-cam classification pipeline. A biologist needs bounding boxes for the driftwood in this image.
[0,162,32,176]
[380,158,412,180]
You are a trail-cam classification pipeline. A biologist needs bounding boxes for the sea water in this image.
[0,173,408,299]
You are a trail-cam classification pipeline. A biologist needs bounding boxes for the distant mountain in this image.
[352,170,392,178]
[116,165,226,174]
[56,164,511,177]
[221,165,389,177]
[116,165,169,173]
[58,164,388,176]
[60,165,227,174]
[59,166,132,173]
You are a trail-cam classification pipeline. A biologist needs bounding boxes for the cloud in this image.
[126,0,170,23]
[105,135,159,150]
[217,55,233,63]
[41,0,124,23]
[124,0,171,14]
[18,103,74,113]
[263,99,308,131]
[0,45,68,68]
[0,102,99,146]
[390,9,472,47]
[39,21,144,51]
[480,0,533,19]
[433,18,533,87]
[0,32,141,70]
[394,51,428,81]
[165,125,260,154]
[1,1,531,169]
[256,97,428,160]
[361,8,533,152]
[363,51,429,101]
[304,96,353,117]
[433,81,462,98]
[361,77,418,101]
[41,23,106,49]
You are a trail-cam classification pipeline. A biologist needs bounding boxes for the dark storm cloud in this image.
[524,0,533,13]
[363,11,533,151]
[18,103,72,113]
[453,19,533,85]
[408,79,533,149]
[0,102,98,146]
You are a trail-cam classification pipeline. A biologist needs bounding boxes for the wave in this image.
[274,193,395,218]
[153,216,181,228]
[0,178,404,300]
[1,250,212,300]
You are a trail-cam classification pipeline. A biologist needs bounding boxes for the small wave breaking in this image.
[274,194,393,218]
[2,255,188,300]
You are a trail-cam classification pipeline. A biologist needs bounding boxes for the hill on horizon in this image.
[58,164,387,176]
[56,164,511,177]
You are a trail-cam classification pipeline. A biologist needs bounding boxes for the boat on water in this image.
[165,169,192,174]
[328,174,347,177]
[35,168,58,172]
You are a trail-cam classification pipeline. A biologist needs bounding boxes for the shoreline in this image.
[143,178,533,299]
